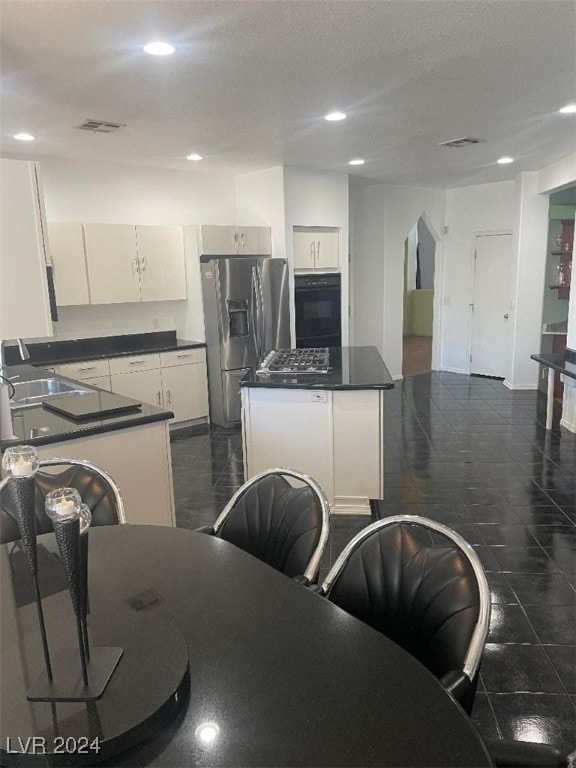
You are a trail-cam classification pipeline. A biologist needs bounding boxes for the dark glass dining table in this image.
[0,525,492,767]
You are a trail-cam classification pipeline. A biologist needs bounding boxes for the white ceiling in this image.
[1,0,575,187]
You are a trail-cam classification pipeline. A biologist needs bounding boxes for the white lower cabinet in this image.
[110,368,163,408]
[58,360,112,392]
[55,349,209,425]
[161,363,209,422]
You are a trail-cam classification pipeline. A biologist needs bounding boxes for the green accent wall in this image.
[405,289,434,336]
[549,205,575,220]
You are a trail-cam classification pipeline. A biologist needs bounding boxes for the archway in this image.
[402,216,436,376]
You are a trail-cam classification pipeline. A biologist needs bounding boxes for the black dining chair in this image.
[197,468,330,584]
[317,515,491,715]
[484,738,567,767]
[0,458,126,544]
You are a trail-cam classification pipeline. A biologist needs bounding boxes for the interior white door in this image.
[470,234,512,378]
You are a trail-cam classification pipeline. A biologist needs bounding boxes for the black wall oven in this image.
[294,273,341,348]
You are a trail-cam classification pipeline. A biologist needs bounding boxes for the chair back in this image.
[322,515,490,708]
[0,458,126,545]
[213,468,330,582]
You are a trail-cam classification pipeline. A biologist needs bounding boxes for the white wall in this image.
[235,166,286,258]
[535,152,576,431]
[443,181,515,373]
[284,167,349,344]
[505,172,549,390]
[383,185,445,377]
[349,184,386,352]
[537,152,576,196]
[350,183,444,375]
[39,158,236,341]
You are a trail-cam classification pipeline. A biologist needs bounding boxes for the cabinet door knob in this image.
[166,389,171,404]
[157,391,162,406]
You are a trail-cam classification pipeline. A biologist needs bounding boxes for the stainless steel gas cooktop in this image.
[257,348,330,374]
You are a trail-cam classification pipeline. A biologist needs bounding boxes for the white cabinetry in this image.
[82,224,187,305]
[47,222,90,306]
[135,226,186,301]
[54,348,209,425]
[84,224,140,304]
[160,349,209,422]
[293,227,339,271]
[199,225,271,256]
[242,386,383,514]
[58,359,111,391]
[109,354,163,407]
[0,159,53,340]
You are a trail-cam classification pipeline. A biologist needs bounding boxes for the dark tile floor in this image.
[171,372,576,756]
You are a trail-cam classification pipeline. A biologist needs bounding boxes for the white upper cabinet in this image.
[293,227,339,271]
[84,224,140,304]
[199,225,271,256]
[293,230,316,270]
[135,225,186,302]
[0,159,53,340]
[237,226,272,255]
[83,223,187,304]
[47,222,90,305]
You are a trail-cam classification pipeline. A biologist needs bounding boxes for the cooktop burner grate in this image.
[257,348,330,374]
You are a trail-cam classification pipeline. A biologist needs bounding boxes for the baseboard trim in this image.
[560,417,576,433]
[440,366,468,375]
[332,497,372,515]
[392,373,404,381]
[503,380,537,391]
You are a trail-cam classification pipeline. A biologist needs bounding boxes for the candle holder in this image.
[1,446,53,683]
[25,488,123,702]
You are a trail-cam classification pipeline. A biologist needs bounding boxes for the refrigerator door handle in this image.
[251,266,261,360]
[257,265,266,360]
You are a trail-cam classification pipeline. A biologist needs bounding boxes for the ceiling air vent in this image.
[439,137,484,149]
[75,119,126,133]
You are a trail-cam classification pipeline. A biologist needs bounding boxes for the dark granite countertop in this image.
[1,364,173,450]
[4,331,205,367]
[241,346,395,390]
[530,348,576,380]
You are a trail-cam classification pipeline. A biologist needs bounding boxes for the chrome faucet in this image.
[0,338,30,374]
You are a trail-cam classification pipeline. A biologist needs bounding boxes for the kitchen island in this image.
[1,364,176,526]
[241,346,394,514]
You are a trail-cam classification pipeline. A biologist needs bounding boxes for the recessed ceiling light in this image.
[497,156,514,165]
[13,132,36,141]
[187,153,204,161]
[143,41,175,56]
[349,159,365,166]
[324,111,347,121]
[559,103,576,114]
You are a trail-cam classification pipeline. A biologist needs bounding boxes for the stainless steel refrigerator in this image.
[201,256,290,428]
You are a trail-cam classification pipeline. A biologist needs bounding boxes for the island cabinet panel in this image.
[84,223,141,304]
[47,222,90,305]
[332,391,383,509]
[36,421,175,526]
[135,225,186,302]
[242,384,385,514]
[242,388,334,503]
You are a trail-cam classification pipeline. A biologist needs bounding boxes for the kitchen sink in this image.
[10,378,92,410]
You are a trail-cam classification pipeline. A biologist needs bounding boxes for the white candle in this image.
[54,499,77,520]
[11,456,33,477]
